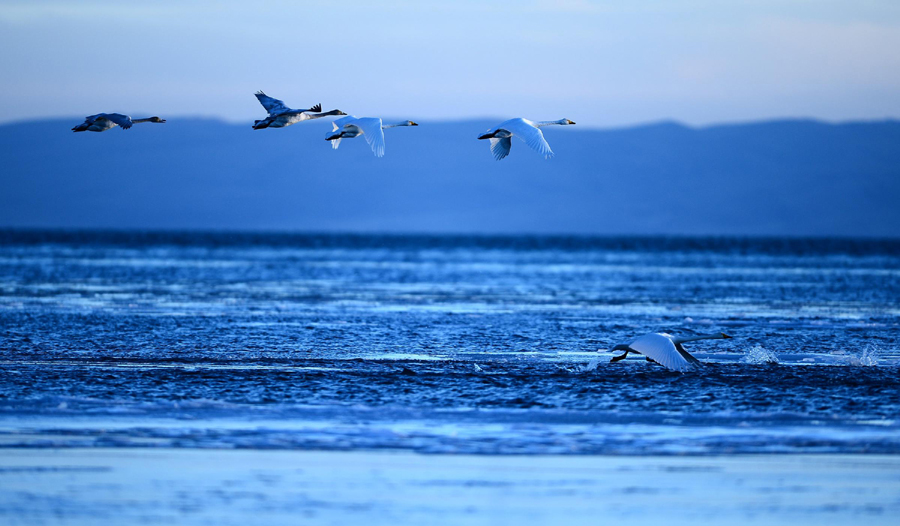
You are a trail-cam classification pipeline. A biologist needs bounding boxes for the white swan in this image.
[252,91,346,130]
[609,332,733,372]
[72,114,165,132]
[326,116,418,157]
[478,118,575,160]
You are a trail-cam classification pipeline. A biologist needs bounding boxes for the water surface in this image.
[1,231,898,454]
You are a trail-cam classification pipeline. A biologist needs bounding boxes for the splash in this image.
[848,345,879,367]
[740,346,779,365]
[576,358,602,373]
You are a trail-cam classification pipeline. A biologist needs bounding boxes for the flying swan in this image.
[478,118,575,160]
[252,91,346,129]
[326,116,418,157]
[72,114,165,132]
[609,332,733,372]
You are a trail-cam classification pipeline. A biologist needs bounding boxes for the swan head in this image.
[721,332,732,339]
[149,117,166,123]
[563,119,575,125]
[407,121,418,126]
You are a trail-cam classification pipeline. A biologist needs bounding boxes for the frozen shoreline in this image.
[1,448,898,525]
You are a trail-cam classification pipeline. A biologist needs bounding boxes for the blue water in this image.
[1,231,898,454]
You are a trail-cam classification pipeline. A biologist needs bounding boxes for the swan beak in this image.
[160,119,167,123]
[410,122,419,126]
[567,119,576,125]
[722,333,733,339]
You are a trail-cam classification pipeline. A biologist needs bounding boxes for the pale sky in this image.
[1,0,899,127]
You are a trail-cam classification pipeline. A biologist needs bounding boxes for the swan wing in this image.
[280,104,324,118]
[331,137,342,150]
[333,116,357,129]
[500,118,553,159]
[489,137,511,160]
[354,117,386,157]
[254,91,290,116]
[103,113,133,129]
[628,333,694,372]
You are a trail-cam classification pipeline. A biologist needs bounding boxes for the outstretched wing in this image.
[103,113,133,129]
[628,333,694,372]
[333,116,357,129]
[353,117,386,157]
[255,91,290,115]
[489,137,511,160]
[281,103,323,117]
[500,118,553,159]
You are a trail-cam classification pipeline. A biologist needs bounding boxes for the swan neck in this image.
[305,110,341,120]
[535,119,565,128]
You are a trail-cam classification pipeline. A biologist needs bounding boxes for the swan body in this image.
[609,332,732,372]
[72,114,165,132]
[252,91,346,129]
[326,116,418,157]
[478,118,575,160]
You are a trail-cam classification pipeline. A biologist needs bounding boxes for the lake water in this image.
[1,231,898,455]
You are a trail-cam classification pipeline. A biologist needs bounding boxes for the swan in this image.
[252,91,346,129]
[478,118,575,160]
[71,114,165,132]
[326,116,418,157]
[609,332,733,372]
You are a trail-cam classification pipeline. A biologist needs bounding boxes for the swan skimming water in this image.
[478,118,575,160]
[72,114,165,132]
[326,116,418,157]
[609,332,733,372]
[252,91,346,130]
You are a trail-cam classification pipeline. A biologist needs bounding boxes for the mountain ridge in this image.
[1,117,898,237]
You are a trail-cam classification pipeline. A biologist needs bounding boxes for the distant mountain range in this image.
[1,117,898,237]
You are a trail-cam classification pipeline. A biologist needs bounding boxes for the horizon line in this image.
[2,226,899,244]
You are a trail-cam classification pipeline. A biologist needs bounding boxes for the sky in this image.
[1,0,900,128]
